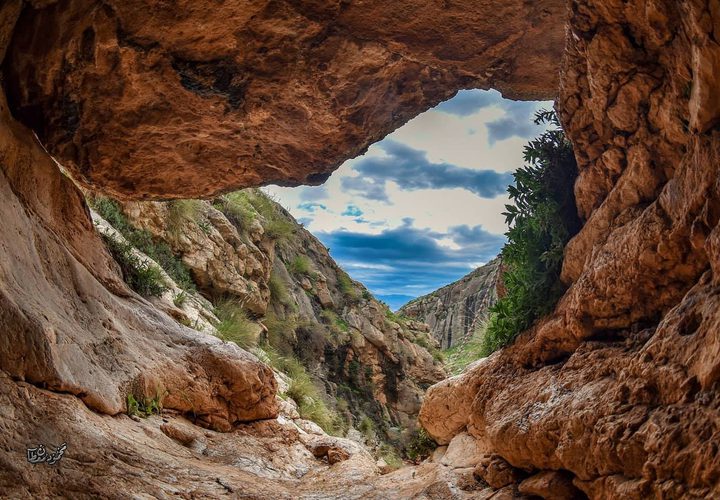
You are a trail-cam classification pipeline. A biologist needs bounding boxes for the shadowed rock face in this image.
[4,0,565,199]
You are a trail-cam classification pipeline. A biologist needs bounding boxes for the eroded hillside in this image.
[90,189,446,459]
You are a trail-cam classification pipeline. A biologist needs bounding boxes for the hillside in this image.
[90,189,446,464]
[399,259,501,349]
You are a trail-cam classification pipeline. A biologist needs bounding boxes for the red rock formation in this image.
[4,0,565,199]
[421,1,720,498]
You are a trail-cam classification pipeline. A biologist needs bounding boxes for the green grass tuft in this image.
[214,300,257,348]
[268,271,290,306]
[166,199,203,235]
[290,255,312,276]
[101,234,167,297]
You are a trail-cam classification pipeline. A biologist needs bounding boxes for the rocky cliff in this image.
[2,0,720,498]
[399,259,501,349]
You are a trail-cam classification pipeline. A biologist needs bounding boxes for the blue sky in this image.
[265,90,551,310]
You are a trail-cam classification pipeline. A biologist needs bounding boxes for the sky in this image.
[264,89,552,310]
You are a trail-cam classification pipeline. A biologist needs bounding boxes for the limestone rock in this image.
[0,90,278,432]
[121,200,273,315]
[473,455,524,489]
[440,432,489,469]
[518,471,583,500]
[399,258,502,348]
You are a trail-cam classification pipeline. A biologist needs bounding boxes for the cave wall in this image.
[421,1,720,498]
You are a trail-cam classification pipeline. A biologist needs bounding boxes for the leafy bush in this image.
[127,391,166,418]
[214,300,257,348]
[102,234,167,297]
[290,255,312,276]
[403,428,437,462]
[92,196,196,292]
[482,110,580,355]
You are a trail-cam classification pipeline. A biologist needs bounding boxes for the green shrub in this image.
[166,199,203,235]
[102,235,167,297]
[403,428,437,462]
[358,415,376,441]
[214,300,257,348]
[483,110,580,356]
[127,391,165,418]
[92,196,196,292]
[290,255,312,276]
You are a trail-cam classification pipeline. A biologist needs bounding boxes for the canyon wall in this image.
[399,259,501,349]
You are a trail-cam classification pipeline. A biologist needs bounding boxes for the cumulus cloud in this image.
[316,220,504,309]
[347,140,512,201]
[340,176,390,202]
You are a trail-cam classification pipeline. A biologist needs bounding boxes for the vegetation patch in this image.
[443,323,487,375]
[166,199,203,235]
[214,300,257,348]
[126,391,165,418]
[320,309,349,333]
[337,271,360,303]
[268,271,291,306]
[92,196,196,292]
[264,348,345,435]
[403,428,437,462]
[215,191,256,228]
[483,110,580,356]
[290,255,312,276]
[101,234,167,297]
